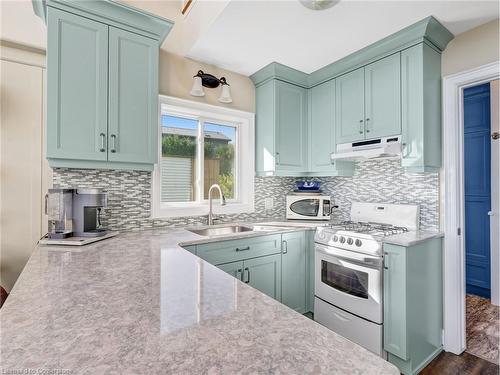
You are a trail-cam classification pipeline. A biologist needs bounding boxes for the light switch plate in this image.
[264,197,274,210]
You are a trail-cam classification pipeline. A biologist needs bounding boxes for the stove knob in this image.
[347,238,353,245]
[355,239,362,247]
[333,235,338,242]
[339,236,346,244]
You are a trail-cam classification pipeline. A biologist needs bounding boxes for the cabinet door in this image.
[310,80,335,171]
[218,261,244,281]
[281,231,307,313]
[364,53,401,139]
[47,8,108,161]
[243,254,282,301]
[335,68,365,143]
[108,27,159,164]
[383,244,408,360]
[255,81,276,174]
[276,81,307,171]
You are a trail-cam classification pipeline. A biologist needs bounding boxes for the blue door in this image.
[464,83,491,298]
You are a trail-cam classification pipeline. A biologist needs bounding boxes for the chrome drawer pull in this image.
[110,134,117,153]
[282,240,288,254]
[99,133,106,152]
[235,246,250,252]
[244,267,250,283]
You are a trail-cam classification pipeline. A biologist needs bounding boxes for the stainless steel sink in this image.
[188,225,254,237]
[251,225,291,232]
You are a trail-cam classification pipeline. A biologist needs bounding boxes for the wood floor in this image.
[466,294,500,363]
[421,351,499,375]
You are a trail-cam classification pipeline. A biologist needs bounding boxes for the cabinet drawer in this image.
[197,234,281,265]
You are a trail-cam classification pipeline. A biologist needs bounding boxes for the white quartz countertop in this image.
[382,230,444,247]
[0,224,398,374]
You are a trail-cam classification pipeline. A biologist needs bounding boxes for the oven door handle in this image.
[332,254,383,269]
[316,245,383,269]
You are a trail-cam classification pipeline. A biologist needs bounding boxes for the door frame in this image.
[442,61,499,354]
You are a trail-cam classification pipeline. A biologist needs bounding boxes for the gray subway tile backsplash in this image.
[52,159,439,231]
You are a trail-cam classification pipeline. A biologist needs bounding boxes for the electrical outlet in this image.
[264,197,274,210]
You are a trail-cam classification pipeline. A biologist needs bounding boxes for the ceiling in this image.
[184,0,499,76]
[2,0,498,78]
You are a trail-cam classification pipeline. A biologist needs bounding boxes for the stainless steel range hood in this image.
[330,135,402,162]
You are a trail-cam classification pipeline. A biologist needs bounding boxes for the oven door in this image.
[315,243,383,324]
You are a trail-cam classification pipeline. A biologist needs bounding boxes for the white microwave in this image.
[286,195,331,221]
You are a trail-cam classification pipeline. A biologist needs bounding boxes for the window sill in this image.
[151,202,255,219]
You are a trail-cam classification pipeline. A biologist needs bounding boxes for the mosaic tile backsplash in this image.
[52,159,440,231]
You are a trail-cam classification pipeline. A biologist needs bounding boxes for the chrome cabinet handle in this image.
[282,240,288,254]
[110,134,117,153]
[383,252,389,270]
[99,133,106,152]
[44,193,48,215]
[276,152,280,165]
[359,119,364,134]
[237,268,243,281]
[365,118,370,133]
[244,267,250,283]
[235,246,250,252]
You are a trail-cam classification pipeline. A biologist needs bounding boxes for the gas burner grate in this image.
[330,221,409,236]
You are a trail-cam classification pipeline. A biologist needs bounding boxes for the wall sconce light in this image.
[190,70,233,104]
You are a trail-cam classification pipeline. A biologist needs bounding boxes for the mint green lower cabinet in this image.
[218,261,243,280]
[108,27,158,164]
[181,245,196,254]
[400,43,442,173]
[306,230,316,313]
[244,254,282,301]
[46,7,108,162]
[384,238,443,375]
[196,234,281,265]
[281,231,307,313]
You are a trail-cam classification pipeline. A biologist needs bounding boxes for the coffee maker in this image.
[46,188,108,238]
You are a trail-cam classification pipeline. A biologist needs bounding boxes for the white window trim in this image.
[152,95,255,219]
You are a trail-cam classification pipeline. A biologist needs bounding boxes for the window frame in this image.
[152,95,255,219]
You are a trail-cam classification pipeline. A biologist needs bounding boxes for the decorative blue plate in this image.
[296,181,321,191]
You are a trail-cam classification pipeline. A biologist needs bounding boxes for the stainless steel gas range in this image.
[314,202,419,357]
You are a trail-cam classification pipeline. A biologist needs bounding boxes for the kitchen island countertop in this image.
[0,226,399,374]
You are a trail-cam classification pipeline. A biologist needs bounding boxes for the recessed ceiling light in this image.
[299,0,339,10]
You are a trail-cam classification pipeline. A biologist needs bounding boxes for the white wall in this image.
[0,41,51,292]
[442,18,499,76]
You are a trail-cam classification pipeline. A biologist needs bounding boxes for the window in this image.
[153,96,255,218]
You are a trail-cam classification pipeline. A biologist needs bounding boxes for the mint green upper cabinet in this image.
[46,8,108,161]
[275,81,308,172]
[401,43,442,173]
[310,80,355,176]
[255,80,276,174]
[44,1,172,171]
[364,53,401,139]
[108,28,158,164]
[281,231,307,313]
[244,254,282,301]
[310,81,334,171]
[335,68,365,143]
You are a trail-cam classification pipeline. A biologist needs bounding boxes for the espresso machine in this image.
[46,188,108,239]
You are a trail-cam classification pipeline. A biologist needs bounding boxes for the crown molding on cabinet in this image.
[250,16,454,88]
[32,0,174,43]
